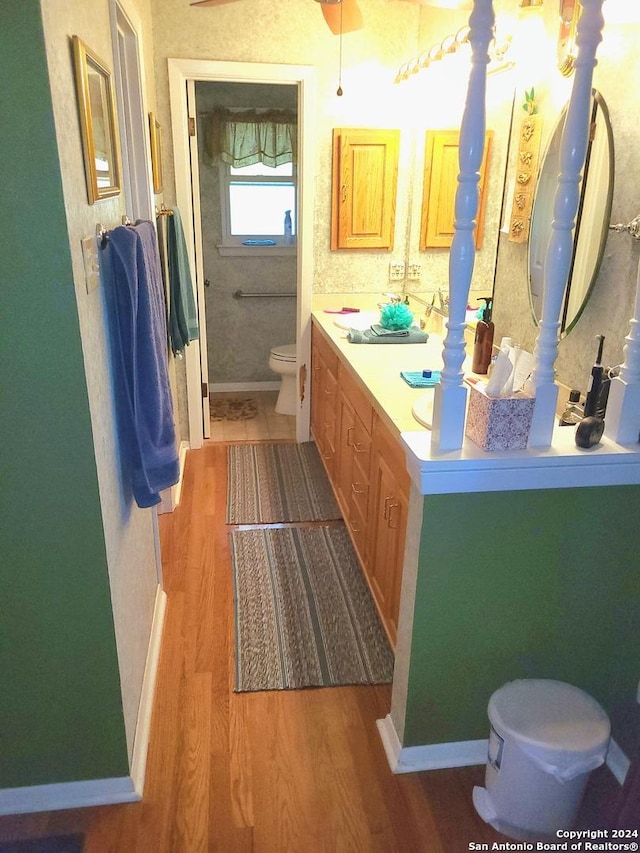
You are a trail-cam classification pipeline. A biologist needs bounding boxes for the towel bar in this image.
[233,289,296,299]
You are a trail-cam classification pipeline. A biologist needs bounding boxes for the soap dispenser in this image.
[472,297,495,375]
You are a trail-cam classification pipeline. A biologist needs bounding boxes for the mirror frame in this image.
[72,35,122,204]
[528,89,614,337]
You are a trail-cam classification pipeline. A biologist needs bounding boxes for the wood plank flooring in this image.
[0,441,613,851]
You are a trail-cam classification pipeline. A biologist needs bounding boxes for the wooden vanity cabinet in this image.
[311,321,411,648]
[335,364,373,566]
[331,128,400,250]
[310,326,339,477]
[366,413,411,647]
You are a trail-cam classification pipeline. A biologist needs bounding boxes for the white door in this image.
[186,80,211,440]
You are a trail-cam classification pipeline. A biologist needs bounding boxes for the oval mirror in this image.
[528,89,614,336]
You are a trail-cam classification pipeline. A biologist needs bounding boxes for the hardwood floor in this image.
[0,441,610,851]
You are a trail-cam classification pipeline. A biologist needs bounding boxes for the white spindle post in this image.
[604,253,640,444]
[526,0,605,447]
[431,0,494,452]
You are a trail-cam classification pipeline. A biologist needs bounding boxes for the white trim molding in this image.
[130,586,167,795]
[377,714,488,774]
[158,440,189,514]
[377,713,630,788]
[0,776,140,817]
[606,738,631,786]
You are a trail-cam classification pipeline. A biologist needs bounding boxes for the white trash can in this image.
[473,679,610,840]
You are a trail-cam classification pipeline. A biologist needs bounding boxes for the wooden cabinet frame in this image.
[419,129,493,250]
[331,128,400,250]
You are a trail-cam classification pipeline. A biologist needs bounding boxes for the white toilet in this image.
[268,344,297,416]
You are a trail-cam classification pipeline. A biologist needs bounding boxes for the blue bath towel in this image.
[105,221,179,508]
[165,207,199,355]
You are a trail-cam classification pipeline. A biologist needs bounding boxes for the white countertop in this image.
[312,296,640,495]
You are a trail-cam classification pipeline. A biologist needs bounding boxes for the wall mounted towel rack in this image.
[233,289,296,299]
[609,215,640,240]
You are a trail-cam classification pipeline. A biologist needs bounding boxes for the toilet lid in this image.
[271,344,296,361]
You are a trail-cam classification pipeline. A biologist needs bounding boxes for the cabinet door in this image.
[311,328,338,476]
[367,418,410,648]
[331,128,400,250]
[419,129,493,250]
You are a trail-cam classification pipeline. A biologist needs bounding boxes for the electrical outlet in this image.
[389,262,405,282]
[407,263,422,281]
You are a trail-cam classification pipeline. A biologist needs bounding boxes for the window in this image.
[219,160,297,253]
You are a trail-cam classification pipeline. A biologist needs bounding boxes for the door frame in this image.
[168,58,316,449]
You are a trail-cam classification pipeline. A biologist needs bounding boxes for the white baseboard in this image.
[209,381,279,392]
[158,440,189,515]
[0,588,168,816]
[0,776,140,816]
[376,714,487,773]
[606,738,631,786]
[377,714,631,787]
[130,586,167,795]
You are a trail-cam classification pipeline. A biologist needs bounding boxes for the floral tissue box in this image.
[465,384,535,452]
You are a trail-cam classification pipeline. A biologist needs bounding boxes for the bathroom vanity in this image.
[311,304,640,773]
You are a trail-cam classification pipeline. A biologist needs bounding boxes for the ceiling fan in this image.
[189,0,364,35]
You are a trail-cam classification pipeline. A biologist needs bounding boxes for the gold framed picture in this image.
[149,113,163,194]
[72,35,122,204]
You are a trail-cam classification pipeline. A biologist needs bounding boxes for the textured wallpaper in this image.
[149,0,640,397]
[491,2,640,395]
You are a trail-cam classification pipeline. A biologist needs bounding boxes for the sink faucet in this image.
[378,292,402,308]
[438,287,450,313]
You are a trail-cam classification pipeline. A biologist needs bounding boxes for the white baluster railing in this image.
[431,0,494,452]
[604,251,640,444]
[526,0,606,447]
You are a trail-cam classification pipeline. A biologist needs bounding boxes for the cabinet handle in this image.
[324,387,334,396]
[354,442,367,453]
[387,501,400,529]
[383,495,393,519]
[342,184,348,202]
[349,518,361,533]
[346,427,355,446]
[352,482,366,495]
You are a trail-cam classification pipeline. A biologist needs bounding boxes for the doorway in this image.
[168,59,316,450]
[195,80,297,408]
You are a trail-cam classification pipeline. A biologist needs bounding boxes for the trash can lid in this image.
[488,679,610,755]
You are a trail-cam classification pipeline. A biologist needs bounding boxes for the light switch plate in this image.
[81,235,100,293]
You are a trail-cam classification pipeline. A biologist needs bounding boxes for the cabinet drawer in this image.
[312,324,338,376]
[338,363,373,434]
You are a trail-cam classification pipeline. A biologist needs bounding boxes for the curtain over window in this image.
[204,108,297,168]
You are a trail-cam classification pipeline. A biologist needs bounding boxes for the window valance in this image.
[203,108,298,168]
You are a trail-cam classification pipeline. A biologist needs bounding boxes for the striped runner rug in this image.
[230,525,394,691]
[226,442,341,524]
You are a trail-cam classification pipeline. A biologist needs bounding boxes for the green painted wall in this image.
[404,485,640,747]
[0,4,129,787]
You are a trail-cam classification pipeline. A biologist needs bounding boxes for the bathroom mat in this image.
[226,442,341,524]
[230,525,393,692]
[210,396,258,422]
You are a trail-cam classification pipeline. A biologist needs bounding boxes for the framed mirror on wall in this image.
[72,35,122,204]
[528,89,614,337]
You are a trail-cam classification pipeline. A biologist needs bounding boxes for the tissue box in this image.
[465,384,535,451]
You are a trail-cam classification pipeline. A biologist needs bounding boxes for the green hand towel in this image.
[348,326,429,344]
